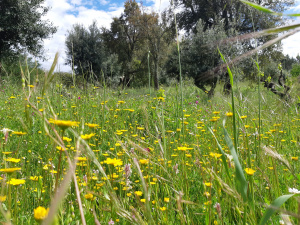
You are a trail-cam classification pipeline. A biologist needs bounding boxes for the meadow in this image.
[0,64,299,225]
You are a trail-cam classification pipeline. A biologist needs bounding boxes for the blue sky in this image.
[40,0,300,72]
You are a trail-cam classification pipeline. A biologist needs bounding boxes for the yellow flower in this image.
[0,196,6,202]
[134,191,142,196]
[160,207,166,211]
[34,206,49,222]
[164,197,170,203]
[5,158,21,163]
[0,168,21,173]
[7,178,25,185]
[12,131,27,136]
[49,119,79,130]
[226,112,233,117]
[81,133,95,140]
[291,157,298,161]
[240,116,247,119]
[245,168,256,175]
[84,193,95,200]
[204,182,212,187]
[140,199,146,203]
[30,176,42,181]
[76,157,87,162]
[209,153,222,158]
[104,158,123,167]
[85,123,99,128]
[139,159,149,165]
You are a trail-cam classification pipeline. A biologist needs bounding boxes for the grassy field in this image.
[0,69,299,224]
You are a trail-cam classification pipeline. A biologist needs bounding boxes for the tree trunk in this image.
[153,58,159,90]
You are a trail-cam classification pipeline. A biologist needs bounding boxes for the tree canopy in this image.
[0,0,57,61]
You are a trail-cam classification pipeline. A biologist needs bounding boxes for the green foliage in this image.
[166,20,237,94]
[290,63,300,77]
[65,21,106,80]
[0,0,57,60]
[174,0,293,34]
[0,54,43,84]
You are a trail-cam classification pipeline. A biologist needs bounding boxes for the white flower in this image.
[0,128,13,135]
[288,188,300,194]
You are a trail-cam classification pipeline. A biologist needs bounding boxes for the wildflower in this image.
[76,157,87,162]
[108,219,115,225]
[209,153,222,158]
[139,159,149,165]
[104,158,123,167]
[85,123,99,128]
[0,196,6,202]
[34,206,49,222]
[7,178,25,185]
[164,197,170,203]
[127,193,132,197]
[240,116,247,119]
[0,168,21,173]
[5,158,21,163]
[244,168,256,175]
[12,131,27,136]
[49,119,79,130]
[291,157,298,161]
[30,176,42,181]
[160,207,167,211]
[204,182,212,187]
[226,112,233,117]
[84,193,95,200]
[134,191,142,196]
[81,133,95,140]
[288,188,300,194]
[140,199,146,203]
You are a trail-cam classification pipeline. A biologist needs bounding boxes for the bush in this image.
[290,63,300,77]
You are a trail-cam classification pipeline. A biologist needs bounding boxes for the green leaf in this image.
[209,127,231,181]
[223,120,248,202]
[241,0,274,14]
[259,194,294,225]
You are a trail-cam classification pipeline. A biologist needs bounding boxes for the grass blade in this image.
[259,194,294,225]
[223,120,248,202]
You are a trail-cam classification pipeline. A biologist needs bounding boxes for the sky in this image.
[39,0,300,72]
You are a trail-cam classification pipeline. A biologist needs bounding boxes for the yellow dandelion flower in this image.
[226,112,233,117]
[139,159,149,165]
[49,119,79,130]
[84,193,95,200]
[104,158,123,167]
[12,131,27,136]
[5,158,21,163]
[245,168,256,175]
[0,168,21,173]
[134,191,142,196]
[7,178,25,185]
[34,206,49,222]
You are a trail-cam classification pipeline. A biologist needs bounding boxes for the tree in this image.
[174,0,294,34]
[0,0,57,61]
[166,20,237,97]
[102,0,149,87]
[141,9,175,89]
[65,22,105,81]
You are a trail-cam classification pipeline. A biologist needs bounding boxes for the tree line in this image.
[1,0,300,95]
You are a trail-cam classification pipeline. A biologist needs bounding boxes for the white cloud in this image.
[39,0,123,72]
